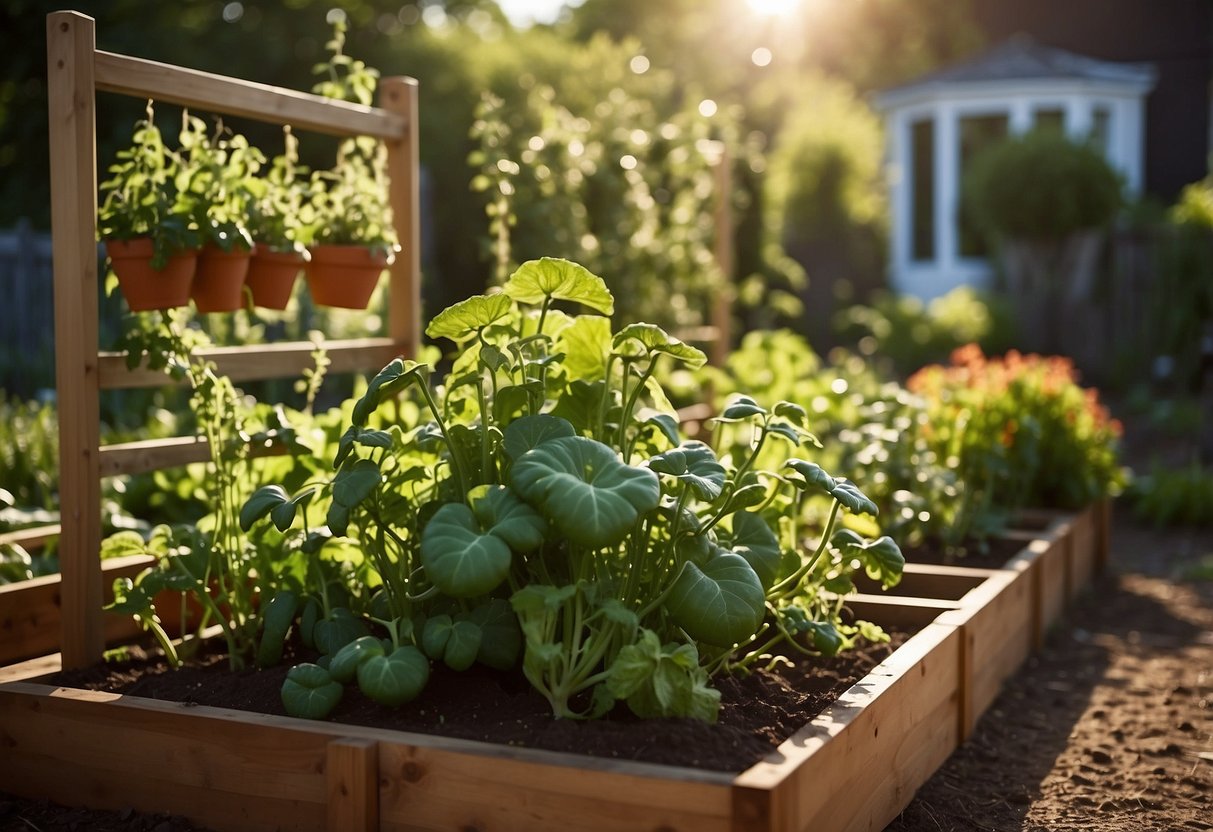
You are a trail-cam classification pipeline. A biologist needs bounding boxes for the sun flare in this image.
[744,0,802,17]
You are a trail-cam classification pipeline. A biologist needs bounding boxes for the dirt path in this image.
[888,514,1213,831]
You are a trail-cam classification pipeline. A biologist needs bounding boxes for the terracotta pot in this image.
[246,243,306,310]
[192,245,252,313]
[105,238,197,312]
[305,244,393,309]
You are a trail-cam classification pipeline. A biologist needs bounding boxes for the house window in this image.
[1090,106,1111,152]
[910,118,935,262]
[1033,107,1065,134]
[958,113,1008,258]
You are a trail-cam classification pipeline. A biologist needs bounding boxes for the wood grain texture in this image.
[328,738,379,832]
[733,622,961,832]
[93,51,406,140]
[47,11,103,668]
[380,77,421,359]
[98,337,405,389]
[0,556,154,665]
[1067,504,1098,602]
[0,524,62,550]
[854,563,992,601]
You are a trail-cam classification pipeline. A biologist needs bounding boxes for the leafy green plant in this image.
[98,100,200,267]
[246,126,310,255]
[299,19,396,252]
[104,311,321,669]
[1128,460,1213,528]
[244,258,901,721]
[964,130,1122,241]
[175,112,262,253]
[907,345,1126,520]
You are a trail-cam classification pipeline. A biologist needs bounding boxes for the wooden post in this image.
[47,10,103,668]
[326,738,378,832]
[380,76,421,359]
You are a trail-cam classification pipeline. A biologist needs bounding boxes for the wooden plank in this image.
[93,51,407,140]
[98,434,290,477]
[853,563,993,601]
[846,594,961,628]
[47,10,104,668]
[328,738,378,832]
[378,740,734,832]
[98,337,406,389]
[0,683,337,832]
[1068,504,1098,601]
[1095,498,1112,572]
[0,524,62,550]
[732,622,961,832]
[380,76,421,359]
[0,555,156,665]
[938,568,1034,740]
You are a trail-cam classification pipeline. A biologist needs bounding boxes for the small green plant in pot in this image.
[176,113,262,313]
[242,258,903,722]
[245,126,311,309]
[300,19,396,310]
[98,99,201,311]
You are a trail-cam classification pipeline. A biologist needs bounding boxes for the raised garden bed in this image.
[0,506,1106,832]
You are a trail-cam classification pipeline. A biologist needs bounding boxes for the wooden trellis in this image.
[45,10,421,669]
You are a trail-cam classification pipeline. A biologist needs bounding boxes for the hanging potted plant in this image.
[244,126,311,310]
[98,99,201,311]
[299,18,397,310]
[178,113,260,314]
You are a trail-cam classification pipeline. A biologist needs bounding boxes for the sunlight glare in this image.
[745,0,801,16]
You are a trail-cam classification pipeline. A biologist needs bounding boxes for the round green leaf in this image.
[612,323,707,369]
[420,503,513,597]
[425,293,514,342]
[468,598,523,671]
[502,257,614,315]
[421,614,453,660]
[647,442,725,501]
[443,620,483,671]
[510,436,660,549]
[281,663,342,720]
[240,485,289,532]
[332,459,382,508]
[313,608,371,656]
[559,315,613,380]
[727,512,782,590]
[665,553,765,647]
[329,635,386,683]
[356,646,430,706]
[468,484,549,552]
[501,414,576,461]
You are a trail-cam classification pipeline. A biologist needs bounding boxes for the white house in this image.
[874,36,1157,300]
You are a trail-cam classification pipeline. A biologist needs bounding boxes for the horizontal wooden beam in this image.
[99,435,290,477]
[0,525,62,550]
[94,51,408,140]
[98,337,406,389]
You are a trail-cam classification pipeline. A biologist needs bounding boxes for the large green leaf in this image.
[646,442,725,501]
[467,598,522,671]
[240,485,289,532]
[727,512,782,590]
[425,293,514,342]
[502,258,614,315]
[468,484,548,552]
[356,646,430,706]
[560,315,613,380]
[612,323,707,369]
[442,619,483,671]
[281,663,342,719]
[717,395,767,422]
[313,608,371,656]
[420,502,513,597]
[510,436,660,549]
[501,414,577,461]
[834,529,904,589]
[256,590,299,668]
[332,458,382,508]
[328,635,386,683]
[664,553,765,647]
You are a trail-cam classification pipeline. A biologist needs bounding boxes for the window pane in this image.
[959,113,1008,258]
[1091,107,1111,153]
[911,118,935,262]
